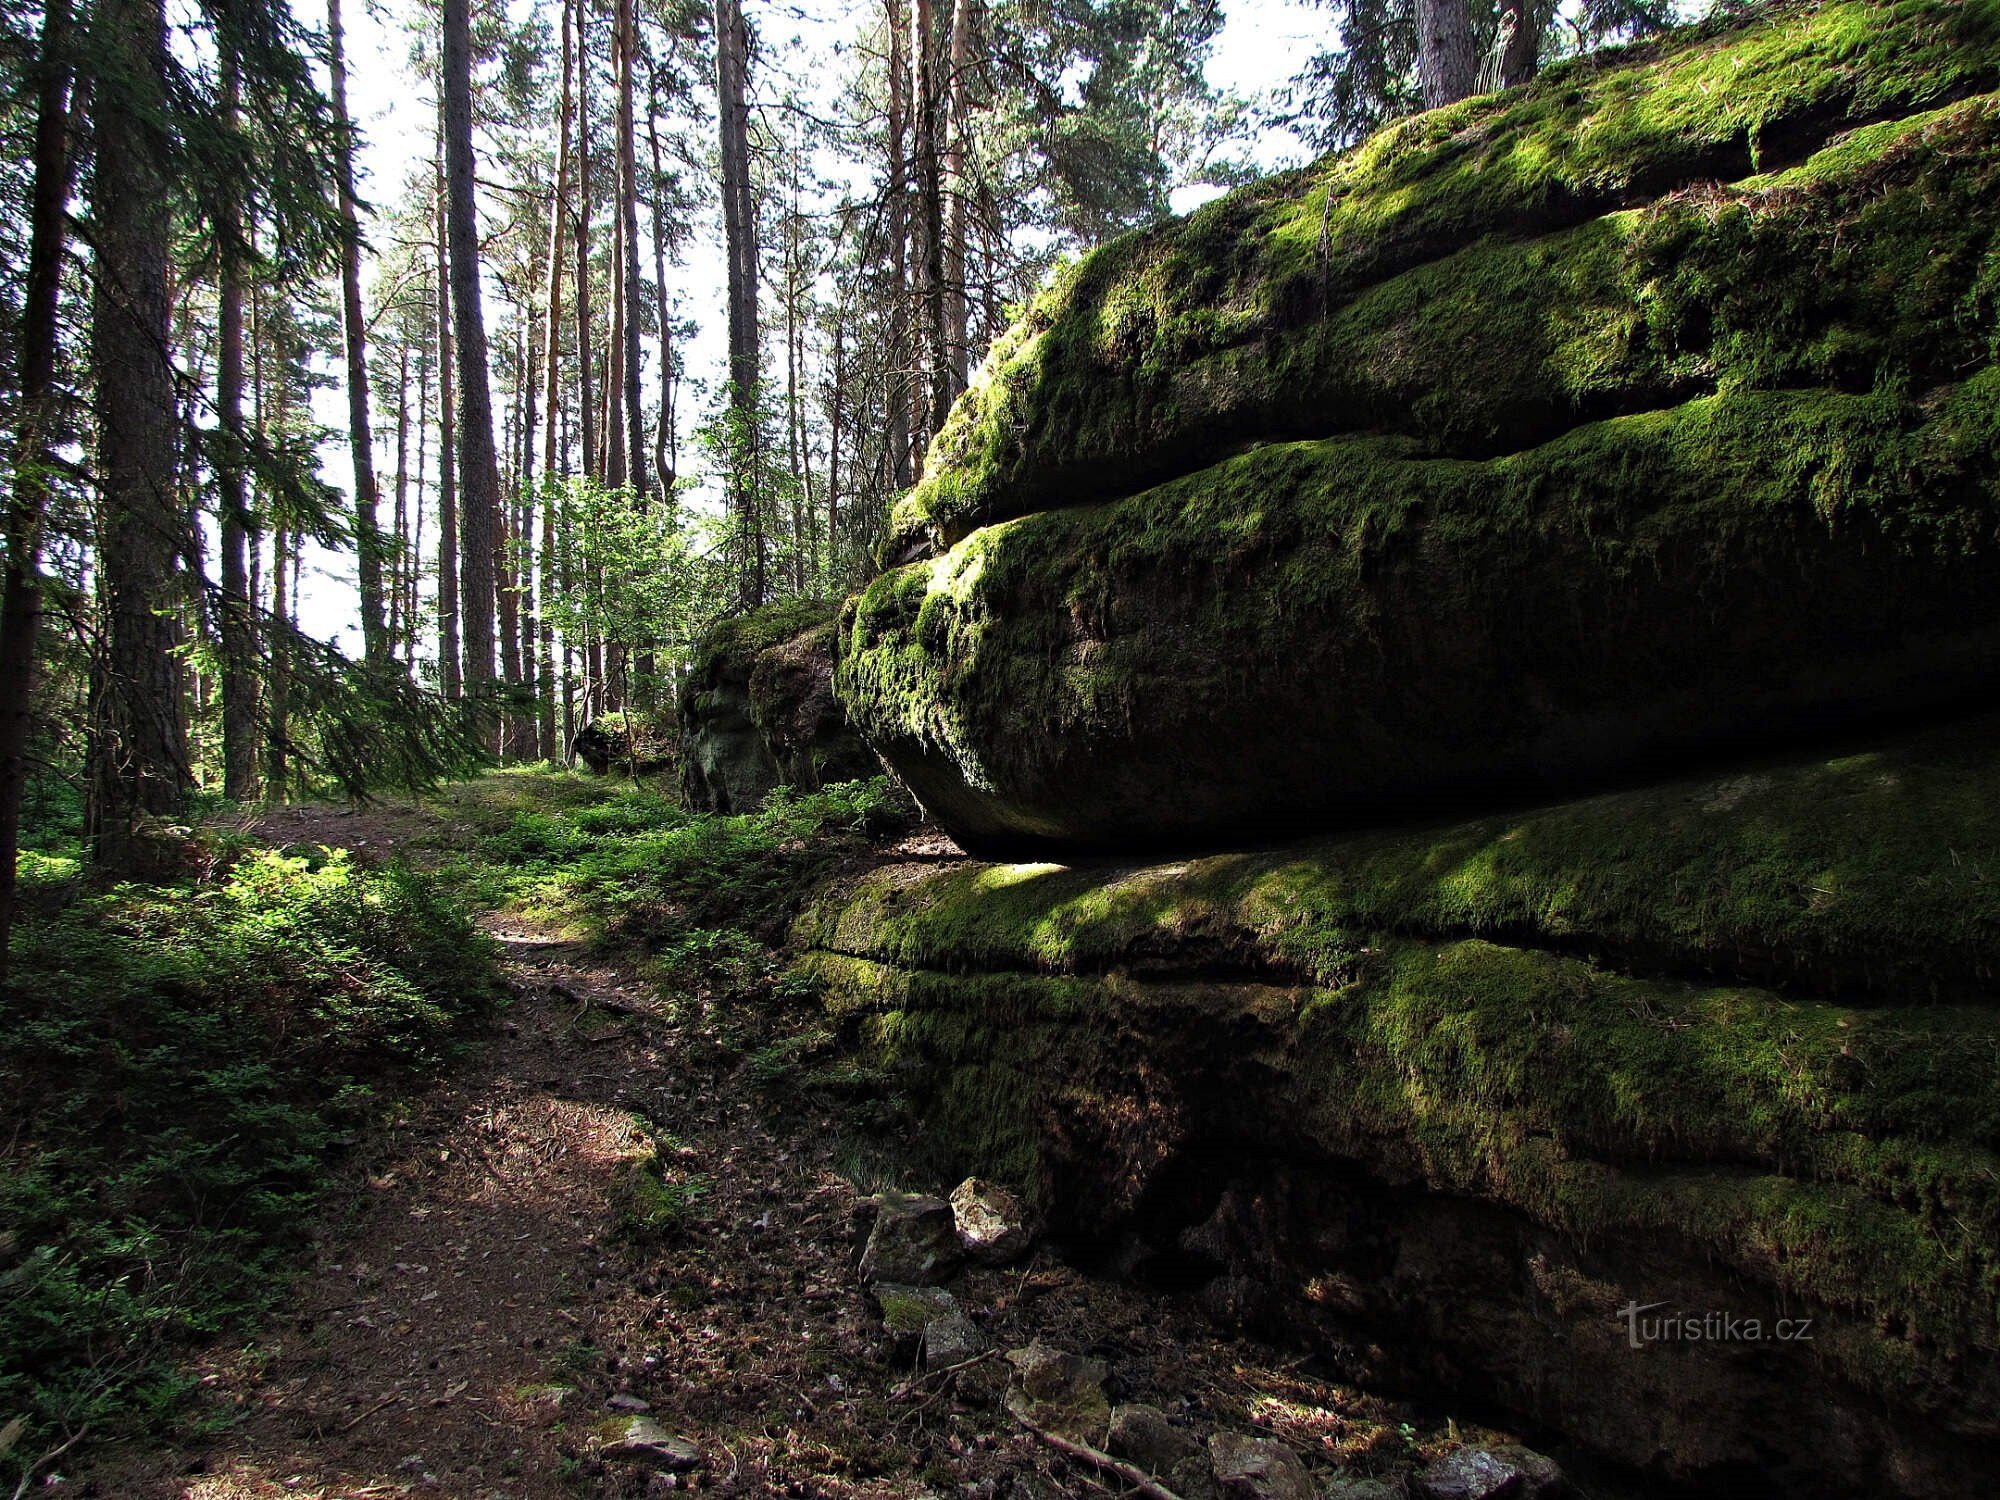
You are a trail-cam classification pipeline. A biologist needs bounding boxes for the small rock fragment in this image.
[1207,1431,1316,1500]
[949,1178,1033,1265]
[1419,1444,1564,1500]
[1107,1404,1216,1500]
[1324,1478,1402,1500]
[599,1415,701,1472]
[606,1393,652,1412]
[923,1309,986,1368]
[859,1192,964,1285]
[1004,1342,1110,1436]
[871,1281,958,1332]
[1487,1447,1563,1499]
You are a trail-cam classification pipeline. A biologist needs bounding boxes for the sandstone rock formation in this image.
[835,0,2000,854]
[680,599,878,814]
[794,716,2000,1498]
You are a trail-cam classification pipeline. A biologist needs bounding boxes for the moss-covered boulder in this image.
[838,0,2000,854]
[793,716,2000,1496]
[572,711,677,778]
[680,599,879,814]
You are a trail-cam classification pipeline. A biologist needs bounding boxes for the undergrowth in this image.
[0,845,500,1481]
[442,771,908,951]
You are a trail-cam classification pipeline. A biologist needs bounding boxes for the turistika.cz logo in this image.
[1615,1300,1815,1349]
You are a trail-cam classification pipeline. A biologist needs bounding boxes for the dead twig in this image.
[1011,1409,1186,1500]
[9,1424,89,1500]
[339,1390,403,1433]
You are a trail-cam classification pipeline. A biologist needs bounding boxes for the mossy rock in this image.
[680,599,880,814]
[839,0,2000,854]
[572,710,677,778]
[793,717,2000,1497]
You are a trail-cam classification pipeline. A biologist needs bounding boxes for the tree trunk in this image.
[265,524,293,797]
[715,0,764,605]
[911,0,950,445]
[410,337,430,666]
[443,0,501,706]
[885,0,913,489]
[615,0,648,503]
[434,131,461,698]
[826,316,843,580]
[498,319,525,753]
[540,0,572,761]
[329,0,389,670]
[644,61,675,493]
[216,52,258,803]
[1417,0,1476,110]
[1498,0,1539,88]
[574,0,597,487]
[389,339,410,651]
[941,0,971,396]
[0,0,75,980]
[88,0,190,874]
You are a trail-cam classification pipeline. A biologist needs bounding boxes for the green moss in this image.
[842,368,2000,848]
[804,717,2000,1003]
[795,719,2000,1392]
[689,597,838,682]
[890,0,2000,555]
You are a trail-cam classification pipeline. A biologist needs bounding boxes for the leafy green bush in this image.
[0,847,501,1473]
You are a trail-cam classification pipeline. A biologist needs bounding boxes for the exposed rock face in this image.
[794,718,2000,1498]
[680,599,878,814]
[835,0,2000,854]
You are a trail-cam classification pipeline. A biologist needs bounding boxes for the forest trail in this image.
[85,799,1470,1500]
[96,801,893,1499]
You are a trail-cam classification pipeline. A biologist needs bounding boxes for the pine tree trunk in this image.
[329,0,389,670]
[1418,0,1476,110]
[941,0,971,396]
[574,0,598,487]
[911,0,950,443]
[885,0,913,489]
[389,340,410,651]
[540,0,572,762]
[827,317,843,579]
[497,321,525,753]
[216,52,259,803]
[644,64,675,492]
[435,132,461,698]
[444,0,501,708]
[265,525,291,797]
[0,0,75,978]
[410,339,430,667]
[615,0,648,503]
[88,0,190,873]
[1498,0,1539,88]
[715,0,764,605]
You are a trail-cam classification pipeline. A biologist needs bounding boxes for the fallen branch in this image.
[339,1390,403,1433]
[10,1424,89,1500]
[1011,1410,1186,1500]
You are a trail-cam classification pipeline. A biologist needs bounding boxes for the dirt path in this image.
[87,802,1471,1500]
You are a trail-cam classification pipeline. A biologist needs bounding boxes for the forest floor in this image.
[76,783,1510,1500]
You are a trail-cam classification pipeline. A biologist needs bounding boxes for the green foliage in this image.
[541,475,728,704]
[448,768,906,948]
[0,847,500,1470]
